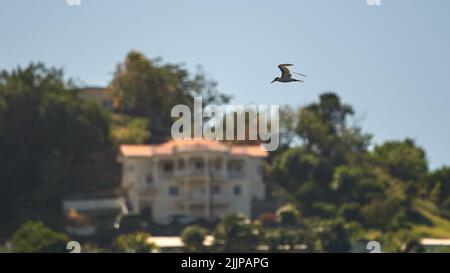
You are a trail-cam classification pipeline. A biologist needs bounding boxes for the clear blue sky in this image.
[1,0,449,169]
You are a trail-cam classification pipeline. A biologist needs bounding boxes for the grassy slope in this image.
[411,200,450,238]
[362,200,450,241]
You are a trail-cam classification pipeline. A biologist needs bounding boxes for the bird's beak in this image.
[270,79,276,83]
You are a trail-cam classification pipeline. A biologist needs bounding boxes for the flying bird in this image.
[271,64,307,83]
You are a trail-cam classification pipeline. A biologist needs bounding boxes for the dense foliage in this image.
[11,221,69,253]
[1,52,449,252]
[0,64,113,232]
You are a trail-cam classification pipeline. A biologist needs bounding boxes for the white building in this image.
[62,195,128,236]
[117,139,268,224]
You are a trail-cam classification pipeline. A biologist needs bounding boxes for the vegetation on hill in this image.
[1,51,449,252]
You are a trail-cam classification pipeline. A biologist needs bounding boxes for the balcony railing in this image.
[175,169,228,179]
[157,169,245,181]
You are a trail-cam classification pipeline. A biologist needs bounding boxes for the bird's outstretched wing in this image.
[277,64,293,78]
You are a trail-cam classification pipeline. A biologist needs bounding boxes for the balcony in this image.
[172,168,228,180]
[154,157,246,181]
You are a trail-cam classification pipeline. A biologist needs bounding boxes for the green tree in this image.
[372,139,428,184]
[426,167,450,203]
[276,204,300,227]
[80,243,105,253]
[425,167,450,217]
[269,93,372,215]
[360,199,403,229]
[115,232,158,253]
[268,147,333,212]
[332,166,386,204]
[0,245,8,253]
[0,63,113,228]
[296,92,371,165]
[110,51,230,143]
[214,214,260,252]
[262,228,283,252]
[181,225,209,253]
[378,231,425,253]
[11,221,69,253]
[269,147,320,193]
[310,219,351,253]
[261,228,304,252]
[111,114,151,144]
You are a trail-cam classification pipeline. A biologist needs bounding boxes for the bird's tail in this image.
[293,72,307,77]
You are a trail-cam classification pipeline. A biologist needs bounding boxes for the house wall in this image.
[118,152,266,224]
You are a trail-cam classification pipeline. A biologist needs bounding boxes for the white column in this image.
[174,156,178,177]
[204,155,210,220]
[184,156,190,216]
[222,154,228,180]
[184,178,189,215]
[153,157,159,185]
[244,157,250,179]
[185,155,190,175]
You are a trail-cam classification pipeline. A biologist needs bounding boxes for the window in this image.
[213,185,221,195]
[195,161,204,170]
[233,185,242,196]
[169,186,179,196]
[161,161,174,178]
[145,174,153,184]
[163,162,174,172]
[228,161,245,178]
[127,164,135,172]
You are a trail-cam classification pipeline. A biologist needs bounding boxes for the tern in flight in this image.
[271,64,307,83]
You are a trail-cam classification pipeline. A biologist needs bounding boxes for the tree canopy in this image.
[110,51,231,143]
[0,64,113,231]
[1,54,449,253]
[11,221,69,253]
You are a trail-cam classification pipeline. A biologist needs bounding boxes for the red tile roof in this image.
[119,139,268,158]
